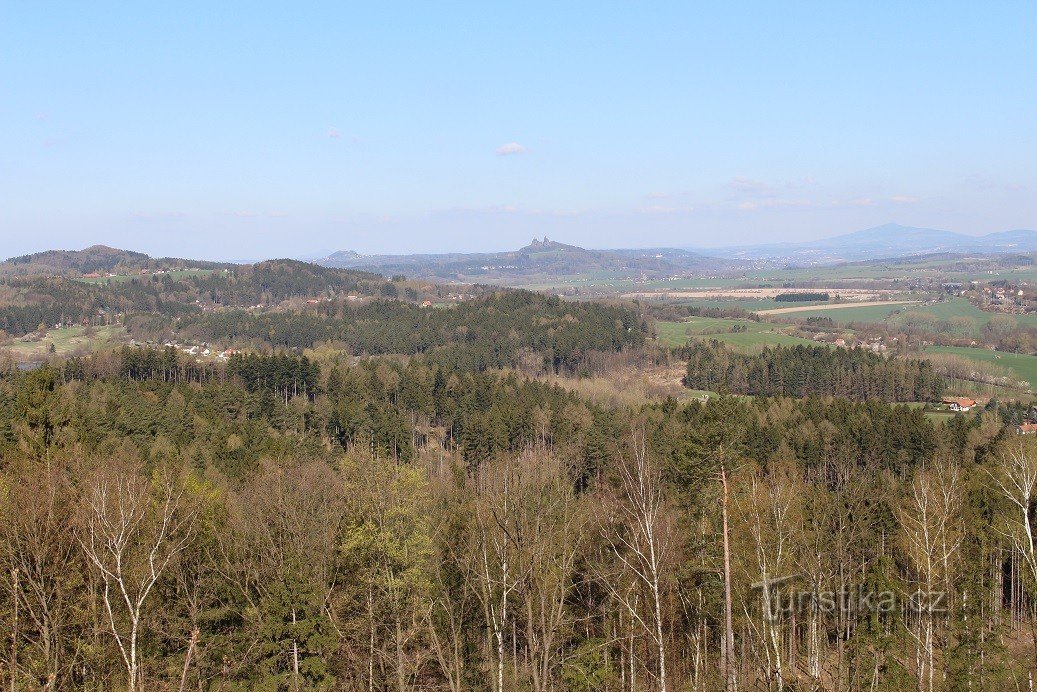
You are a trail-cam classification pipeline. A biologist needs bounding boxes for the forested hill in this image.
[130,290,647,372]
[0,244,232,277]
[192,259,384,303]
[0,259,432,337]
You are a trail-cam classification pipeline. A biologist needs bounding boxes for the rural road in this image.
[756,300,922,315]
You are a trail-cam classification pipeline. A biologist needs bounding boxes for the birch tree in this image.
[899,461,963,692]
[990,445,1037,671]
[471,457,520,692]
[79,464,195,692]
[732,467,801,692]
[599,430,673,692]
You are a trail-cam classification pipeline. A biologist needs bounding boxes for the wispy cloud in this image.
[639,204,695,215]
[496,142,527,156]
[890,195,918,203]
[729,176,774,196]
[738,198,815,211]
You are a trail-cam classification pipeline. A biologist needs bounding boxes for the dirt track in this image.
[755,300,921,315]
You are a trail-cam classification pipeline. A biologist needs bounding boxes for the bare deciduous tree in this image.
[79,464,195,692]
[899,460,963,692]
[599,429,673,692]
[471,457,521,692]
[0,462,80,688]
[990,445,1037,671]
[733,467,801,692]
[512,452,587,692]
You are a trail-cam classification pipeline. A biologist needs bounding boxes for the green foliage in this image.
[561,639,615,691]
[682,340,944,402]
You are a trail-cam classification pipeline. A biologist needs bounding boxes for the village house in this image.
[942,396,976,412]
[1017,422,1037,435]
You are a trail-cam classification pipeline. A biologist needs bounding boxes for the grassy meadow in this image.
[654,316,818,351]
[2,325,126,361]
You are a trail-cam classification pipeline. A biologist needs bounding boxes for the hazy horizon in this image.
[8,220,1037,265]
[4,2,1035,260]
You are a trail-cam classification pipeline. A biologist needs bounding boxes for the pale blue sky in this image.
[2,2,1035,260]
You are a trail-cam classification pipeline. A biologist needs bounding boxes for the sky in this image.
[2,1,1035,261]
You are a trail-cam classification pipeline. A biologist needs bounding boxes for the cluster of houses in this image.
[132,339,241,362]
[968,281,1037,316]
[82,268,188,280]
[1016,405,1037,435]
[813,333,890,352]
[983,285,1024,307]
[941,400,1037,436]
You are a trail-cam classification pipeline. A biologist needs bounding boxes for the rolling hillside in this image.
[317,237,725,281]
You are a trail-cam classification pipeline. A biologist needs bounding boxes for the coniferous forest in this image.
[1,265,1037,690]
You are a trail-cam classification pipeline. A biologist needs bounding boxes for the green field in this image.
[907,298,1037,327]
[672,298,831,311]
[2,325,126,360]
[655,316,818,351]
[764,302,916,324]
[771,298,1037,330]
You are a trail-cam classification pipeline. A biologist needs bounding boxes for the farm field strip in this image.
[625,287,898,300]
[756,300,922,315]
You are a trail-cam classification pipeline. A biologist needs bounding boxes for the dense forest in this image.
[134,291,646,373]
[1,342,1037,690]
[681,340,945,402]
[0,260,427,337]
[5,256,1037,690]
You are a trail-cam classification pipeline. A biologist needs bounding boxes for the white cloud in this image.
[496,142,527,156]
[891,195,919,203]
[729,176,774,196]
[640,205,695,215]
[738,198,815,211]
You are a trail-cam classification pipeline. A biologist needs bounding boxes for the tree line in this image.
[681,340,945,402]
[4,345,1037,689]
[774,292,830,302]
[133,291,647,374]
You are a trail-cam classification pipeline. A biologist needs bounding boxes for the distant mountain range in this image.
[7,224,1037,284]
[317,237,724,280]
[702,223,1037,263]
[316,224,1037,279]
